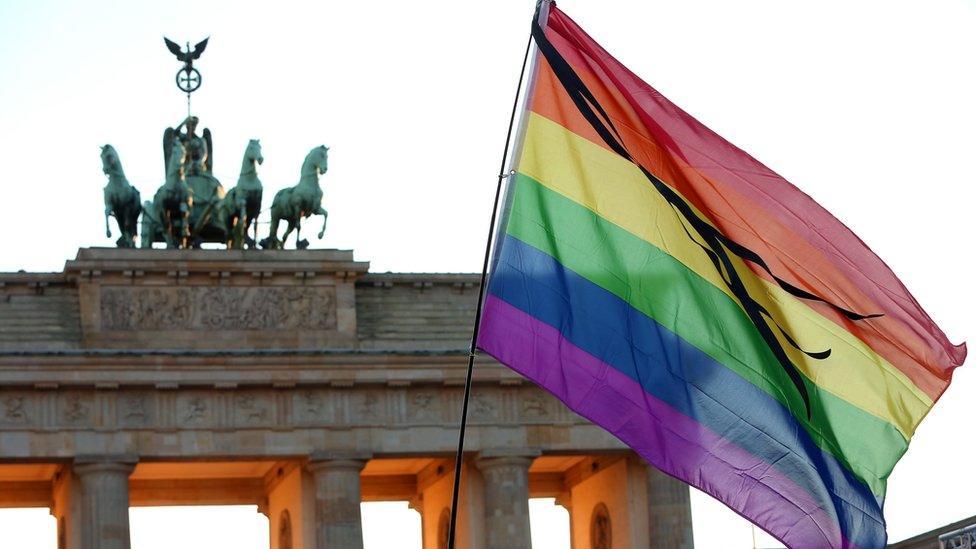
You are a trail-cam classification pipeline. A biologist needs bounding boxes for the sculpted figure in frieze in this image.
[99,286,337,331]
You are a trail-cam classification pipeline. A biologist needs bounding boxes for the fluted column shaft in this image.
[73,457,136,549]
[307,452,369,549]
[476,450,538,549]
[647,464,694,548]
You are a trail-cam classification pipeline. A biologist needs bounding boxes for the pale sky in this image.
[0,0,974,547]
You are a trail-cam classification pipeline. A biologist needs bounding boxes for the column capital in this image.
[474,448,540,471]
[475,449,536,549]
[73,455,136,549]
[308,451,368,549]
[306,450,371,473]
[73,454,138,476]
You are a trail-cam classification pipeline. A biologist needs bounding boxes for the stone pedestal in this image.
[308,452,370,549]
[475,449,538,549]
[73,456,137,549]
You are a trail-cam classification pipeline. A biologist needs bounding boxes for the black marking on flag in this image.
[529,11,882,419]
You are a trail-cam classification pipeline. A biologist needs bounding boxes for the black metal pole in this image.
[446,30,534,549]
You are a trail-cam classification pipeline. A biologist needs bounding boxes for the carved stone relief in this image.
[520,392,550,421]
[178,394,211,426]
[0,385,583,432]
[99,286,337,331]
[118,394,150,427]
[235,393,271,425]
[59,393,92,425]
[1,395,28,424]
[470,392,499,422]
[406,390,439,423]
[351,391,383,422]
[295,390,333,423]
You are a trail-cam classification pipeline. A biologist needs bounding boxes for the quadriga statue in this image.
[215,139,264,249]
[142,139,192,248]
[163,116,225,246]
[100,145,141,248]
[260,145,329,250]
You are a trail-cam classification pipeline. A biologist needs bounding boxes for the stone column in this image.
[73,455,137,549]
[307,451,370,549]
[475,449,539,549]
[646,464,694,548]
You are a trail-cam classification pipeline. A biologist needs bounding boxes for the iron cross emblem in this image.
[164,37,209,94]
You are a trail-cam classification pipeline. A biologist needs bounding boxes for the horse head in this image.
[101,145,123,177]
[246,139,264,166]
[305,145,329,176]
[167,139,187,182]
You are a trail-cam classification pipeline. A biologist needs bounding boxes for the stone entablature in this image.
[0,362,615,460]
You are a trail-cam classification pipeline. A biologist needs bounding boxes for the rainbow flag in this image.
[476,4,966,547]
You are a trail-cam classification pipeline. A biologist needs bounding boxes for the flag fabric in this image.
[476,4,966,547]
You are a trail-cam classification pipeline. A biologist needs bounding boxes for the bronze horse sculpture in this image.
[216,139,264,249]
[163,116,227,247]
[100,145,141,248]
[143,140,192,248]
[260,145,329,249]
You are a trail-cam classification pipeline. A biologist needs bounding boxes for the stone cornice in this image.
[0,348,471,358]
[358,273,480,286]
[64,247,370,279]
[0,353,520,389]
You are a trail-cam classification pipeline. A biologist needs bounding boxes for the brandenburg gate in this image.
[0,248,694,548]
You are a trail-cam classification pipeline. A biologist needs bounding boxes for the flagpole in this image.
[446,2,551,547]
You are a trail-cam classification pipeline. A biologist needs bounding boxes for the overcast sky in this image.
[0,0,973,547]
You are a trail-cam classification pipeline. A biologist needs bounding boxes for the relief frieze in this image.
[99,286,337,331]
[1,395,28,424]
[0,386,583,432]
[235,393,272,425]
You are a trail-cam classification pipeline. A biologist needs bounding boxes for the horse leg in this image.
[162,211,175,249]
[119,214,130,248]
[266,215,281,249]
[180,202,191,249]
[124,206,138,247]
[315,206,328,239]
[236,204,247,249]
[251,213,259,249]
[280,219,296,248]
[224,214,234,249]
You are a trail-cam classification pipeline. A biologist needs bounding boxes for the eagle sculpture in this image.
[163,37,209,67]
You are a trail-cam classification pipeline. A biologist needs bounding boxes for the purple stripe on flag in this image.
[478,295,853,548]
